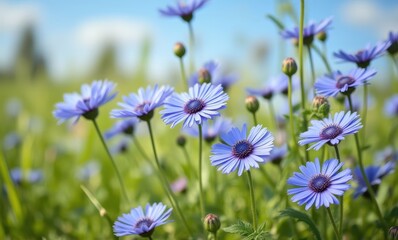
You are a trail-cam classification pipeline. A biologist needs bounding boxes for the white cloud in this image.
[0,2,41,31]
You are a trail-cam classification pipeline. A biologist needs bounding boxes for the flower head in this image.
[111,85,173,121]
[246,74,296,99]
[265,144,287,165]
[183,117,232,143]
[334,41,391,68]
[159,0,208,23]
[113,202,173,237]
[104,118,139,139]
[353,161,395,198]
[288,158,352,210]
[10,168,43,185]
[161,83,229,128]
[299,111,362,150]
[280,17,332,45]
[384,94,398,117]
[386,31,398,55]
[314,68,376,97]
[53,80,117,123]
[210,124,274,176]
[188,60,238,91]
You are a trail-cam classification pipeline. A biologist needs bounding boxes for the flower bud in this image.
[198,68,212,84]
[176,135,186,147]
[317,31,327,42]
[245,96,259,113]
[174,42,186,58]
[204,213,221,234]
[282,57,297,77]
[390,226,398,239]
[312,96,330,119]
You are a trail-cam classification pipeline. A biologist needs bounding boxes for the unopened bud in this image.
[176,135,186,147]
[245,96,260,113]
[282,57,297,77]
[312,96,330,119]
[204,213,221,234]
[317,31,327,42]
[174,42,186,58]
[198,68,212,84]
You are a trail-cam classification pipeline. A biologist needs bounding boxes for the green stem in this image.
[182,145,198,179]
[198,124,205,218]
[307,45,316,95]
[288,75,302,164]
[213,231,218,240]
[333,145,341,161]
[268,100,278,131]
[92,119,130,203]
[362,85,368,142]
[179,57,187,89]
[333,145,343,235]
[391,55,398,73]
[311,44,332,73]
[252,112,258,126]
[326,207,341,240]
[347,94,354,113]
[188,22,195,74]
[132,135,150,161]
[148,236,153,240]
[146,120,192,235]
[247,170,257,229]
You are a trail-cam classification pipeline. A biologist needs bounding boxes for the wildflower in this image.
[299,111,362,151]
[210,124,274,176]
[265,144,287,166]
[111,85,173,121]
[170,177,188,194]
[204,213,221,234]
[161,83,228,128]
[110,138,131,155]
[334,41,391,68]
[384,94,398,117]
[183,117,232,143]
[386,32,398,55]
[113,202,173,237]
[282,57,297,77]
[10,168,43,185]
[353,161,395,198]
[104,118,139,139]
[245,96,260,113]
[53,80,117,123]
[312,96,330,118]
[159,0,209,23]
[280,17,332,45]
[288,158,352,210]
[314,68,376,97]
[247,74,295,98]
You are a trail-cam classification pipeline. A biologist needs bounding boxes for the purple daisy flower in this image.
[160,83,229,128]
[314,68,377,97]
[159,0,208,23]
[188,60,238,91]
[375,147,398,165]
[110,138,131,155]
[210,124,274,176]
[113,202,173,237]
[280,17,333,45]
[111,85,173,121]
[353,161,395,198]
[183,117,232,143]
[265,144,287,165]
[288,158,352,210]
[299,111,362,151]
[334,41,391,68]
[384,94,398,117]
[104,118,139,139]
[386,31,398,55]
[53,80,117,124]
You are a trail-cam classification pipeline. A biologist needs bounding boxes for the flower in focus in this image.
[210,124,274,176]
[53,80,117,123]
[299,111,362,151]
[159,0,208,23]
[113,202,173,237]
[314,68,376,97]
[280,17,332,45]
[111,85,173,121]
[384,94,398,117]
[288,158,352,210]
[104,118,139,139]
[183,117,232,143]
[161,83,229,128]
[334,41,391,68]
[353,161,395,198]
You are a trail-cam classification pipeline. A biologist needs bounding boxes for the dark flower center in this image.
[232,140,254,159]
[309,174,331,193]
[320,125,343,140]
[184,99,205,114]
[336,76,355,89]
[135,218,153,229]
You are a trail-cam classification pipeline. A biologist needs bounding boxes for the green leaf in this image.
[223,220,254,237]
[279,208,321,240]
[266,14,285,30]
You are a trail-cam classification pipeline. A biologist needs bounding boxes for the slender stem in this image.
[182,146,198,179]
[311,44,332,73]
[347,94,354,112]
[362,85,368,142]
[212,232,217,240]
[188,22,195,74]
[146,120,192,235]
[333,145,343,235]
[391,55,398,73]
[132,135,150,161]
[326,207,341,240]
[92,119,130,203]
[247,170,257,229]
[198,124,205,217]
[148,236,153,240]
[288,75,302,164]
[252,112,258,126]
[307,45,316,95]
[268,100,278,131]
[333,145,341,161]
[179,57,187,89]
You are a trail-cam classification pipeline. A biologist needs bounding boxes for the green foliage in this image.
[223,221,272,240]
[279,208,321,240]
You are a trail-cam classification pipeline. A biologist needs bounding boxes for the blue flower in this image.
[78,161,100,181]
[386,31,398,55]
[334,41,391,68]
[53,80,117,123]
[104,118,139,139]
[183,117,232,143]
[111,85,173,121]
[288,158,352,210]
[375,147,398,165]
[280,17,332,45]
[314,68,376,97]
[210,124,274,176]
[247,74,298,98]
[265,144,287,165]
[299,111,362,151]
[353,161,395,198]
[384,94,398,117]
[161,83,229,128]
[188,60,238,91]
[110,138,131,155]
[159,0,208,22]
[10,168,43,185]
[113,202,173,237]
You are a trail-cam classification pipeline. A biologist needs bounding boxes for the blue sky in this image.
[1,0,397,81]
